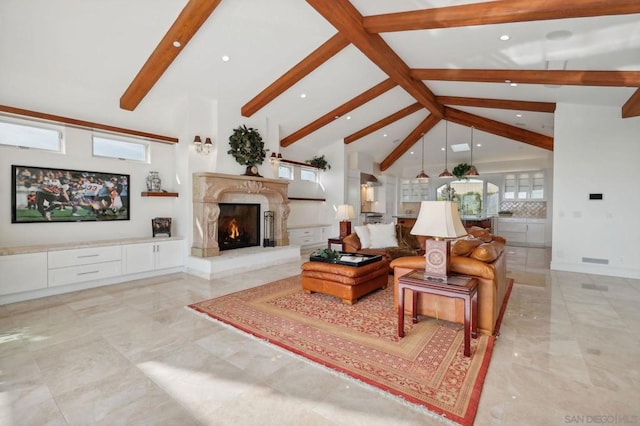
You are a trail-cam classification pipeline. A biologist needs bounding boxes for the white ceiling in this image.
[1,1,639,177]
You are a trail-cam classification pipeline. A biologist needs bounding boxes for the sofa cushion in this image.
[395,224,421,250]
[470,240,505,263]
[468,227,492,242]
[354,225,372,249]
[451,238,483,256]
[368,223,398,248]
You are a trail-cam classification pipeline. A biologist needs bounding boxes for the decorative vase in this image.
[146,171,161,192]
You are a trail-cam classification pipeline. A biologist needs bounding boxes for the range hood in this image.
[360,173,381,186]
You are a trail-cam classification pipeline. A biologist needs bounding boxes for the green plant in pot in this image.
[311,248,340,262]
[307,155,331,171]
[227,125,268,176]
[452,163,472,180]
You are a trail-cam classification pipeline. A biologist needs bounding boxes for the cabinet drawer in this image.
[497,221,527,233]
[48,246,121,269]
[499,231,527,243]
[48,260,121,287]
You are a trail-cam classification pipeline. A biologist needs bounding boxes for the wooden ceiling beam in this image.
[120,0,222,111]
[241,33,350,117]
[444,107,553,151]
[380,114,441,172]
[436,96,556,113]
[363,0,640,33]
[344,103,423,144]
[306,0,443,117]
[411,69,640,87]
[622,88,640,118]
[280,78,397,147]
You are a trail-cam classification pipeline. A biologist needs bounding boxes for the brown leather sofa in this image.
[390,228,508,336]
[342,224,424,269]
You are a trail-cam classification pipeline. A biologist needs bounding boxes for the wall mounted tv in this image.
[12,165,130,223]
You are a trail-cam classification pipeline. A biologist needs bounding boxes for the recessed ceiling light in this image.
[172,41,181,48]
[441,147,445,151]
[451,143,470,152]
[221,55,230,62]
[499,34,510,41]
[546,30,573,41]
[410,150,415,155]
[300,93,306,98]
[510,82,518,87]
[476,143,482,147]
[516,113,523,118]
[383,133,387,137]
[346,116,351,120]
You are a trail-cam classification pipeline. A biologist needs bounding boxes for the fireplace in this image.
[191,173,290,257]
[218,203,260,251]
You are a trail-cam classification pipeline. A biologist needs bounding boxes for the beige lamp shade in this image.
[410,201,466,238]
[335,204,355,221]
[410,201,467,280]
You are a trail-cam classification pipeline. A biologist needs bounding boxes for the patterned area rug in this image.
[189,275,513,426]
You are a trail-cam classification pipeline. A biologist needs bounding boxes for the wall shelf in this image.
[289,197,326,202]
[141,192,179,197]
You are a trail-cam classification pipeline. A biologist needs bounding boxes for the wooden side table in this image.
[397,270,478,357]
[327,237,345,251]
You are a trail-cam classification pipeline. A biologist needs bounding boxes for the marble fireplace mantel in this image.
[191,172,290,257]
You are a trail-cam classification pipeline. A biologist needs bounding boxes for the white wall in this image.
[0,126,180,246]
[552,103,640,279]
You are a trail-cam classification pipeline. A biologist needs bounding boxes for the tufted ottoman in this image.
[300,259,389,305]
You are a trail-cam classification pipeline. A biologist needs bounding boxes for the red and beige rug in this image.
[189,275,513,426]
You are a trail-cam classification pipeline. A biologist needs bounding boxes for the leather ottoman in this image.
[301,259,389,304]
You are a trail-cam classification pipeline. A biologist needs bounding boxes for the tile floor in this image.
[1,246,639,425]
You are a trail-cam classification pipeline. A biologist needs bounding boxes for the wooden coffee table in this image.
[398,270,478,357]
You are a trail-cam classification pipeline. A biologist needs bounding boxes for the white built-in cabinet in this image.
[495,218,546,247]
[0,252,48,295]
[288,225,332,248]
[0,237,184,302]
[122,240,184,275]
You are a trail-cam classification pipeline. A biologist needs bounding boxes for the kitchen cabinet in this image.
[0,252,48,296]
[503,172,545,200]
[122,240,184,275]
[400,180,429,202]
[495,218,546,247]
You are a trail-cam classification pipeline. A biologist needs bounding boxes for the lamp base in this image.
[424,238,452,281]
[339,221,352,239]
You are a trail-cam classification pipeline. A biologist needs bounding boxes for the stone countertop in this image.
[0,236,184,256]
[287,223,332,230]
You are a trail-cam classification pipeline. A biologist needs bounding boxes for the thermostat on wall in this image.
[589,193,603,200]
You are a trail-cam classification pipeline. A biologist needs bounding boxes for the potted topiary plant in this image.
[227,125,268,176]
[452,163,472,180]
[307,154,331,171]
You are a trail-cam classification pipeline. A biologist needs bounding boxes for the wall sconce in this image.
[269,152,283,165]
[194,135,213,155]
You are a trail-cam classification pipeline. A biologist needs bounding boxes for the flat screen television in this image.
[12,165,130,223]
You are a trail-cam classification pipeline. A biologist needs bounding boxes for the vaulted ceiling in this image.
[4,1,639,176]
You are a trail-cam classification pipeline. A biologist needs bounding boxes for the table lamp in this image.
[335,204,356,239]
[410,201,467,281]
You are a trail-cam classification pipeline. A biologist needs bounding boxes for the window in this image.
[436,179,500,217]
[300,167,317,183]
[93,134,148,162]
[278,164,293,180]
[0,118,63,152]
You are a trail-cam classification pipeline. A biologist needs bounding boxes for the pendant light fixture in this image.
[439,120,454,178]
[465,126,480,177]
[416,133,429,180]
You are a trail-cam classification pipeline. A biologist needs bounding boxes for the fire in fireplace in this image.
[218,203,260,251]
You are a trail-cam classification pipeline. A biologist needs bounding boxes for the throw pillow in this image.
[396,224,421,250]
[354,225,372,249]
[368,223,398,248]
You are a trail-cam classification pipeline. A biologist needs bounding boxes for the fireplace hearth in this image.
[218,203,260,251]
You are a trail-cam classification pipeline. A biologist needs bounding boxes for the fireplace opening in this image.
[218,203,260,251]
